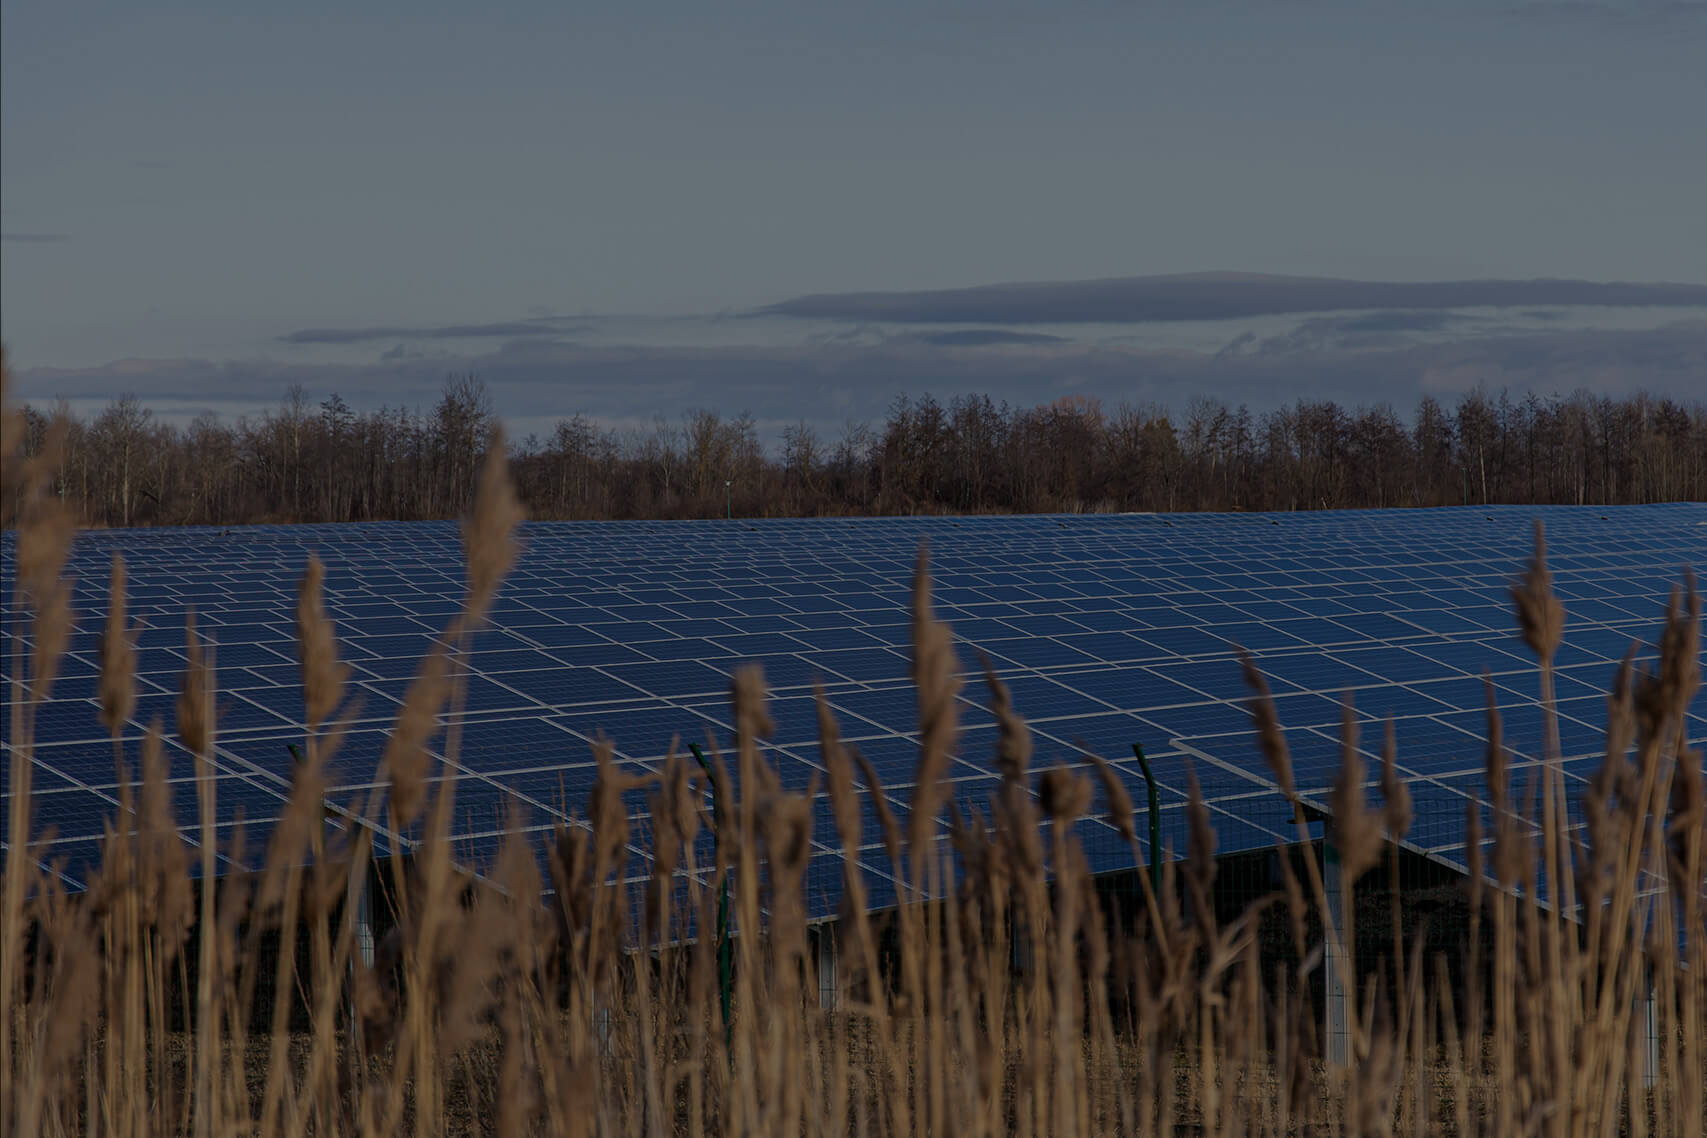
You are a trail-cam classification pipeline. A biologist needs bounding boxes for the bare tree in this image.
[91,394,152,527]
[18,382,1707,525]
[433,375,493,514]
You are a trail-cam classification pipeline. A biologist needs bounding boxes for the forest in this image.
[10,376,1706,527]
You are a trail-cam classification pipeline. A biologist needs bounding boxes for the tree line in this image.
[11,378,1706,527]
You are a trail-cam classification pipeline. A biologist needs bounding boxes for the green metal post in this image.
[1130,743,1162,896]
[725,480,732,520]
[689,743,733,1047]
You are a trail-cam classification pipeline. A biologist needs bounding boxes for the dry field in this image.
[4,362,1705,1137]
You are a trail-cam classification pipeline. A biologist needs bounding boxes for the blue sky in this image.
[3,0,1704,437]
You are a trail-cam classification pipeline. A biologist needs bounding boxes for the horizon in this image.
[5,1,1705,436]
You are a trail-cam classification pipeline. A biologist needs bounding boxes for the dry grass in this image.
[4,361,1705,1137]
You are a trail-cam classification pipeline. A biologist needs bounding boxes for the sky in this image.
[3,0,1704,440]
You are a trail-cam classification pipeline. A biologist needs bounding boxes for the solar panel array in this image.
[5,503,1704,917]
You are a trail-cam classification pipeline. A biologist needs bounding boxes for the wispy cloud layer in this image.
[897,330,1069,347]
[17,319,1706,440]
[765,273,1707,325]
[2,232,72,244]
[279,320,575,345]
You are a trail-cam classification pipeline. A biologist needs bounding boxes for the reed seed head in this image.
[1511,519,1565,662]
[908,545,961,858]
[548,822,595,936]
[854,746,903,870]
[760,791,813,881]
[137,719,193,948]
[985,660,1032,785]
[175,610,213,756]
[819,688,863,852]
[1039,763,1093,828]
[647,759,683,881]
[1604,649,1637,779]
[17,492,77,702]
[462,425,526,626]
[1328,696,1381,884]
[295,553,350,728]
[1241,649,1298,805]
[383,642,451,828]
[732,663,777,747]
[1086,752,1137,846]
[98,552,140,735]
[589,737,635,879]
[1668,742,1704,879]
[1637,576,1701,740]
[663,750,700,850]
[1378,717,1412,841]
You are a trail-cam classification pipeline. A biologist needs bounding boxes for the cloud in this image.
[2,232,71,244]
[899,329,1069,347]
[15,321,1705,442]
[1215,331,1259,360]
[488,336,587,359]
[763,273,1707,325]
[802,323,889,347]
[1326,311,1466,334]
[1248,310,1475,356]
[278,320,574,345]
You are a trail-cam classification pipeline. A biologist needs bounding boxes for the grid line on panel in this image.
[4,503,1703,909]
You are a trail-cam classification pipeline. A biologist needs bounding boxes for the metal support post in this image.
[817,925,839,1010]
[1129,743,1162,896]
[1641,961,1660,1088]
[1322,827,1351,1067]
[354,863,376,968]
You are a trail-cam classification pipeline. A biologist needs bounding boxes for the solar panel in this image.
[5,504,1704,912]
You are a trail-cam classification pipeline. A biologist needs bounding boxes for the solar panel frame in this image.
[5,503,1703,905]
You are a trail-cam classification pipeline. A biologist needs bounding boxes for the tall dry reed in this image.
[3,358,1703,1136]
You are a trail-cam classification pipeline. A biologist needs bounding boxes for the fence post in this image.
[354,862,375,968]
[293,742,376,1049]
[816,925,839,1010]
[1641,959,1660,1088]
[1129,743,1162,897]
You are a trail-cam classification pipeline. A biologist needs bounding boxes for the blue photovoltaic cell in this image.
[825,688,920,735]
[798,647,910,684]
[4,503,1704,909]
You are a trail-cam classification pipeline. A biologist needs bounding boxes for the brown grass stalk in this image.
[3,453,1703,1137]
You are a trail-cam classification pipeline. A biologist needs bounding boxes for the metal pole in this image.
[1130,743,1162,895]
[725,480,732,520]
[1641,959,1660,1088]
[1322,824,1350,1067]
[290,742,374,1046]
[1286,800,1347,1066]
[817,926,839,1010]
[689,743,733,1047]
